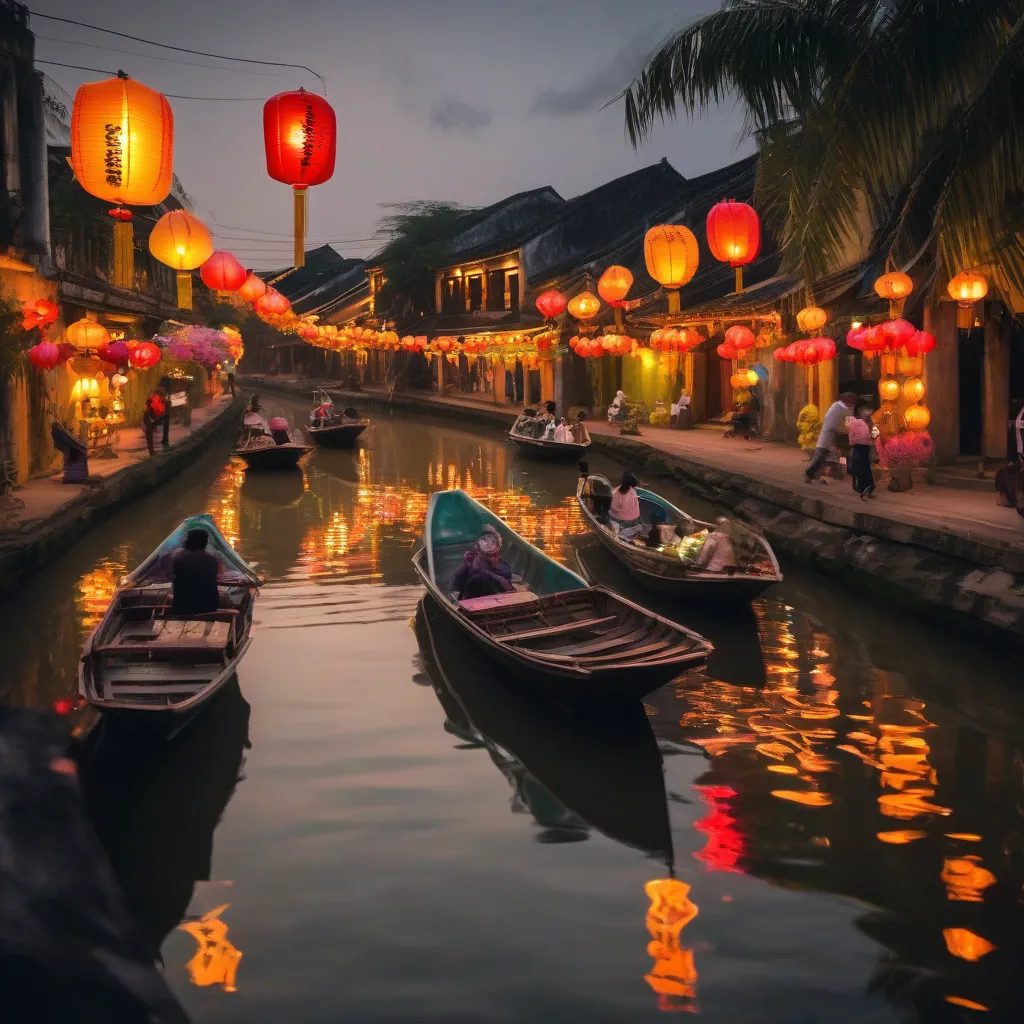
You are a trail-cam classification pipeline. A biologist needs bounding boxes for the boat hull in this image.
[234,443,311,470]
[508,432,590,462]
[308,422,367,448]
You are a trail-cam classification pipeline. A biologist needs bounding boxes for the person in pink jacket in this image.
[847,401,876,498]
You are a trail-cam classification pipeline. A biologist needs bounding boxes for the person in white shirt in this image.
[805,392,857,484]
[553,417,571,443]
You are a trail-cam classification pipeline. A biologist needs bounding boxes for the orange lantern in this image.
[238,272,268,304]
[66,318,110,353]
[878,378,900,402]
[200,251,247,295]
[725,324,755,351]
[796,306,828,333]
[149,211,215,309]
[874,271,914,316]
[255,288,291,317]
[70,72,173,289]
[947,272,988,328]
[903,376,925,404]
[644,225,699,312]
[263,89,337,269]
[598,265,633,331]
[706,199,760,292]
[567,290,601,322]
[904,404,930,431]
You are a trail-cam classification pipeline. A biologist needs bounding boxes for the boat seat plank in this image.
[552,620,649,655]
[458,591,539,613]
[96,619,230,656]
[529,635,675,665]
[494,615,617,644]
[109,684,205,695]
[101,664,216,682]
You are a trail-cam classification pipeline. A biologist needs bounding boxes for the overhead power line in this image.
[36,62,269,101]
[37,59,115,75]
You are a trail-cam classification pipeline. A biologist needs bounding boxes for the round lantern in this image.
[149,211,214,310]
[706,199,760,291]
[70,73,173,289]
[535,289,567,320]
[66,318,110,353]
[904,404,931,431]
[725,325,755,351]
[729,371,748,389]
[239,272,268,304]
[903,376,926,404]
[874,271,914,315]
[717,342,737,360]
[129,341,161,370]
[862,325,887,352]
[255,288,291,317]
[846,326,868,351]
[111,371,128,390]
[598,265,633,305]
[200,251,247,295]
[97,340,128,366]
[906,330,936,357]
[812,337,837,361]
[28,341,60,371]
[644,225,699,311]
[264,89,337,269]
[881,318,916,348]
[796,306,828,333]
[567,290,601,322]
[879,378,900,402]
[947,271,988,328]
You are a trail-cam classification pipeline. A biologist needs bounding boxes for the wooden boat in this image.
[411,489,711,704]
[415,594,673,857]
[307,389,369,448]
[78,514,262,738]
[234,418,311,470]
[508,412,590,461]
[576,471,782,602]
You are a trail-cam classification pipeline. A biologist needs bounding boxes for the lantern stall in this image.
[148,210,215,310]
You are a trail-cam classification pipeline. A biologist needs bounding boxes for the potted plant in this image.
[880,430,934,491]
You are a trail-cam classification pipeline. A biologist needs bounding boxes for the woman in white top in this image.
[553,417,571,443]
[694,517,738,573]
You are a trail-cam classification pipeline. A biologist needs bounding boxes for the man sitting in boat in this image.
[171,528,222,616]
[608,471,646,540]
[571,411,590,445]
[451,525,516,600]
[243,396,269,436]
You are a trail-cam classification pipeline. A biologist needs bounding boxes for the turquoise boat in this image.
[412,490,711,704]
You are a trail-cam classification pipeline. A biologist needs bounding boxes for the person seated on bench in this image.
[609,471,645,540]
[171,528,222,616]
[693,517,738,573]
[452,525,515,600]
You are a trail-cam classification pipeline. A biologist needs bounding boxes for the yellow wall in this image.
[619,351,683,415]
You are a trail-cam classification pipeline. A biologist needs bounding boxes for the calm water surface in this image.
[1,395,1022,1022]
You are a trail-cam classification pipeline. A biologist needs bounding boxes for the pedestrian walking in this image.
[142,390,165,456]
[158,375,172,448]
[847,401,876,498]
[222,358,236,397]
[804,392,857,484]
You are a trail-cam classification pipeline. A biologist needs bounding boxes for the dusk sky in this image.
[30,0,748,270]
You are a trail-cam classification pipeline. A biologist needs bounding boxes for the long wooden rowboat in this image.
[576,472,782,602]
[308,420,368,448]
[78,514,262,738]
[234,435,311,470]
[411,489,711,704]
[508,426,590,461]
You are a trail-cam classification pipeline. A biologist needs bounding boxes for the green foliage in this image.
[374,201,474,313]
[0,290,27,382]
[623,0,1024,298]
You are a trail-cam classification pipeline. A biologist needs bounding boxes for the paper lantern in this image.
[66,318,110,353]
[846,326,868,351]
[644,225,699,311]
[879,378,900,402]
[874,271,913,302]
[881,318,917,348]
[725,325,755,351]
[706,199,760,291]
[862,325,887,352]
[904,404,930,431]
[535,289,567,320]
[97,340,128,366]
[730,368,758,388]
[898,354,922,376]
[716,342,737,360]
[238,272,268,304]
[812,337,837,361]
[28,341,60,371]
[796,306,828,332]
[567,290,601,322]
[903,377,925,403]
[906,330,936,357]
[70,73,174,289]
[598,265,633,305]
[129,341,161,369]
[149,211,214,309]
[255,288,291,317]
[948,271,988,328]
[264,88,337,268]
[201,251,247,294]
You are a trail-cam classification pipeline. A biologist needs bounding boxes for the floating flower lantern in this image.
[148,210,215,309]
[706,199,760,292]
[644,225,699,313]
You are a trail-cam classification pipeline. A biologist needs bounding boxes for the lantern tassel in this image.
[176,271,193,310]
[735,267,744,294]
[112,213,134,290]
[667,290,680,315]
[613,307,623,332]
[956,304,972,330]
[293,186,307,269]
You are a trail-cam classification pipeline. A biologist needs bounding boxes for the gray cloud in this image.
[429,96,494,134]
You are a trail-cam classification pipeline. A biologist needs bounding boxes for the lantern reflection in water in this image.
[76,559,126,633]
[178,903,242,992]
[644,878,699,1013]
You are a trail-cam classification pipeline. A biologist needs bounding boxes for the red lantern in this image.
[97,340,129,365]
[28,341,60,370]
[881,318,916,349]
[812,337,837,361]
[724,324,756,350]
[863,325,887,351]
[200,250,247,292]
[707,199,760,292]
[255,288,291,317]
[678,328,702,352]
[239,272,267,303]
[773,346,790,363]
[846,327,868,351]
[906,330,936,357]
[263,89,337,188]
[535,289,567,320]
[716,342,737,360]
[130,341,161,369]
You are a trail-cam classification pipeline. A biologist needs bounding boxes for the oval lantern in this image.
[28,341,60,371]
[796,306,828,333]
[239,272,268,304]
[874,271,914,315]
[947,271,988,329]
[906,330,936,357]
[904,404,931,432]
[70,73,173,290]
[725,325,756,350]
[644,225,699,312]
[255,288,291,317]
[66,318,110,353]
[706,199,760,292]
[97,340,128,366]
[264,89,337,269]
[879,378,900,402]
[812,337,837,361]
[129,341,161,370]
[716,342,737,360]
[567,290,601,322]
[881,318,916,348]
[200,251,247,295]
[535,289,567,320]
[149,211,214,310]
[846,326,868,351]
[597,265,633,306]
[903,377,926,404]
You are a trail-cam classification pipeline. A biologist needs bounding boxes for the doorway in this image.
[959,327,984,455]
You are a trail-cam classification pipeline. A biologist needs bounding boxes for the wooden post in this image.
[924,302,960,464]
[982,318,1010,459]
[493,359,507,405]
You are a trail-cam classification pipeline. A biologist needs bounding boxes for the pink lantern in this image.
[725,324,756,350]
[881,317,916,348]
[906,330,936,357]
[97,340,129,365]
[28,341,60,370]
[863,325,887,352]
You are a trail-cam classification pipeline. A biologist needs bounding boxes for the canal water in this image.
[1,394,1021,1022]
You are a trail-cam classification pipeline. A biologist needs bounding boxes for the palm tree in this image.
[623,0,1024,300]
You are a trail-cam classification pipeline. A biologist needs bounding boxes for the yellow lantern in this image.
[878,378,900,403]
[874,271,913,317]
[149,211,215,309]
[644,225,699,313]
[70,73,174,290]
[947,272,988,328]
[567,290,601,322]
[904,404,931,431]
[796,306,828,332]
[902,376,925,403]
[66,318,110,353]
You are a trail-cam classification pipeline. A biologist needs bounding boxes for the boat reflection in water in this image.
[80,677,251,965]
